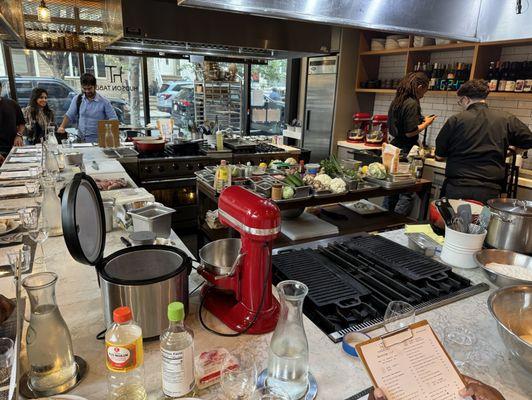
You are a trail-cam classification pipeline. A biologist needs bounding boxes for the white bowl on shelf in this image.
[435,38,455,45]
[413,36,435,47]
[385,39,399,49]
[398,38,410,48]
[371,38,386,51]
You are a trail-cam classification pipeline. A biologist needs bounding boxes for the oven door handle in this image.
[141,177,196,184]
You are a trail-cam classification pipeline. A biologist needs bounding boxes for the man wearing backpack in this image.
[57,73,117,143]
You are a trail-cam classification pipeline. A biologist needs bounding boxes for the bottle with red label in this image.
[105,306,147,400]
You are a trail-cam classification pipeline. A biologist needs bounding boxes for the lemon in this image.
[259,162,268,169]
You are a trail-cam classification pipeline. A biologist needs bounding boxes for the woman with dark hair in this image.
[22,87,58,145]
[383,72,436,215]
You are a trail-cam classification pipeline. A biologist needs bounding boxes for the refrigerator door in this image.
[303,57,337,162]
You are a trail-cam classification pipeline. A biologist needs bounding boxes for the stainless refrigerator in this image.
[303,55,338,162]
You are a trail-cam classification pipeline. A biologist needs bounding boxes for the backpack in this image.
[76,93,83,119]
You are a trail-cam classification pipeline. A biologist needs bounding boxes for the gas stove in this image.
[272,233,489,342]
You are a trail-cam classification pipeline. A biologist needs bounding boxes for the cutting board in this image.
[281,212,339,241]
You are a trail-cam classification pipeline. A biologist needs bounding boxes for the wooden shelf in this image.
[486,91,532,99]
[360,42,477,56]
[355,88,395,94]
[360,48,409,56]
[408,42,477,53]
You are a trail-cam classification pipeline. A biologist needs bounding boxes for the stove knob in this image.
[158,165,165,172]
[172,163,179,170]
[186,163,193,170]
[143,166,153,174]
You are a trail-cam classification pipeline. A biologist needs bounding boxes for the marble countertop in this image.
[1,146,530,400]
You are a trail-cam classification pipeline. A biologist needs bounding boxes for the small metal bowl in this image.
[488,285,532,372]
[474,249,532,287]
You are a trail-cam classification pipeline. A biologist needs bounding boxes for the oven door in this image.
[140,177,198,231]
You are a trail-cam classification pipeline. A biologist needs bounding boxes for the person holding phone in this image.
[384,72,436,215]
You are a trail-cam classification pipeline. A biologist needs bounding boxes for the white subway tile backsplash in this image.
[373,91,532,149]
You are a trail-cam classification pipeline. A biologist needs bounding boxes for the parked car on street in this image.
[0,76,131,125]
[170,85,195,128]
[156,81,193,113]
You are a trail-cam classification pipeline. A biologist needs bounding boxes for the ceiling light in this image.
[37,0,51,22]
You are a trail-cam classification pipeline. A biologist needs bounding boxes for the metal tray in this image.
[364,176,416,189]
[313,189,348,198]
[341,199,387,215]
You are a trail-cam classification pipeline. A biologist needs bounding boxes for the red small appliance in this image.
[366,114,388,147]
[347,112,371,142]
[199,186,281,334]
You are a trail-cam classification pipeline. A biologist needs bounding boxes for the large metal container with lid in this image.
[61,173,191,338]
[486,198,532,254]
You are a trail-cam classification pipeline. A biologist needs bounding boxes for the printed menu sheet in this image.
[356,321,466,400]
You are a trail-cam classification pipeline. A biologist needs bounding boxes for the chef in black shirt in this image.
[0,82,25,158]
[384,72,436,215]
[435,79,532,203]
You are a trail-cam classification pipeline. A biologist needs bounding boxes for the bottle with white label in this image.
[160,302,195,398]
[105,306,147,400]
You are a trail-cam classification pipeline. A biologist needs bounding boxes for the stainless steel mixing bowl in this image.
[475,249,532,287]
[488,285,532,372]
[199,238,243,276]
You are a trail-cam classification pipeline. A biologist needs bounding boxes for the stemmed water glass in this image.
[250,387,291,400]
[383,301,416,333]
[220,349,258,400]
[119,130,127,146]
[18,207,49,270]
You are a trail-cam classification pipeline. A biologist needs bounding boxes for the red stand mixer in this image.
[198,186,281,334]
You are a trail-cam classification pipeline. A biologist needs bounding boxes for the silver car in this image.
[156,81,192,112]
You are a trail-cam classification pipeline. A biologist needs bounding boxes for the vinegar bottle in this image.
[105,306,147,400]
[160,302,195,398]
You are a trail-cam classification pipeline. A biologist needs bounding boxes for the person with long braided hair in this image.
[383,72,436,215]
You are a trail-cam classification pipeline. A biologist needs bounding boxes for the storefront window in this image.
[11,49,81,125]
[250,60,287,135]
[85,54,144,126]
[146,57,195,135]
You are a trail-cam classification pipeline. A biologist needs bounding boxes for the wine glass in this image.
[251,387,291,400]
[220,349,258,400]
[25,180,40,197]
[119,130,127,146]
[383,301,416,333]
[7,246,32,275]
[18,207,48,269]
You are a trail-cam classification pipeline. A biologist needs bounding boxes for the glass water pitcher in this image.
[46,125,58,153]
[22,272,77,393]
[267,280,309,400]
[41,177,63,237]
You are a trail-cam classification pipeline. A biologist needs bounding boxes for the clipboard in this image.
[355,320,466,400]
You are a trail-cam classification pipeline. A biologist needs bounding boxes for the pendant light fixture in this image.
[37,0,51,22]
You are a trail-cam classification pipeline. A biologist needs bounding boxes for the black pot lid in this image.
[61,172,106,265]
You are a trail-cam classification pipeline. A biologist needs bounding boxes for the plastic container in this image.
[105,306,147,400]
[305,163,320,175]
[441,226,487,269]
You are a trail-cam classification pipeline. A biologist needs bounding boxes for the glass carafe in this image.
[46,125,58,153]
[22,272,77,393]
[267,280,309,400]
[41,177,63,237]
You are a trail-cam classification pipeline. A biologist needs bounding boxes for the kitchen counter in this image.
[3,228,530,400]
[337,140,384,151]
[1,147,530,399]
[424,157,532,190]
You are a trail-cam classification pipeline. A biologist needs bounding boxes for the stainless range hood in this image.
[109,0,337,60]
[178,0,532,43]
